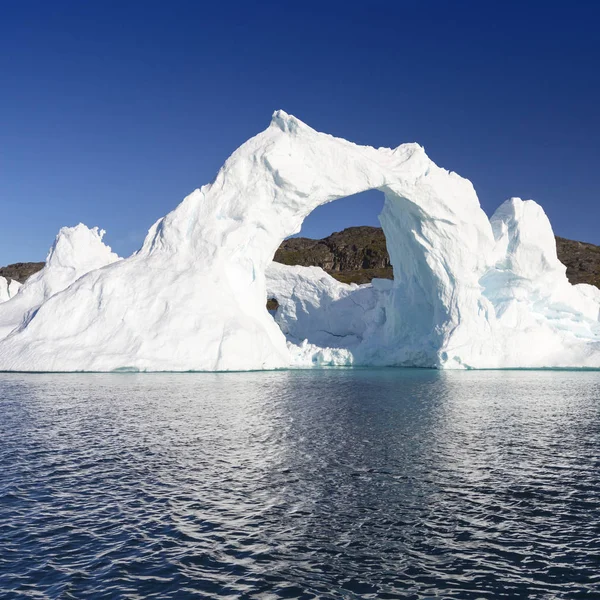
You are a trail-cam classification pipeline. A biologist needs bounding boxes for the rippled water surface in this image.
[1,370,600,599]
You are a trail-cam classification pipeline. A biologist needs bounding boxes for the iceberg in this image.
[0,111,599,371]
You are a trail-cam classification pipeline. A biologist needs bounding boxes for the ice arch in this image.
[0,111,599,371]
[145,111,499,367]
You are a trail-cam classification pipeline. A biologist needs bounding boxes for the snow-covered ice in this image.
[0,111,599,371]
[0,277,21,304]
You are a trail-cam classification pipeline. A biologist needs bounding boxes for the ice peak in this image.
[270,110,306,134]
[46,224,118,269]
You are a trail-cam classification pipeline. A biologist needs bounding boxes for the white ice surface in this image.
[266,262,378,349]
[0,112,599,371]
[0,277,21,304]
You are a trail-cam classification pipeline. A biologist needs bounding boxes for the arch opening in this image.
[274,190,392,283]
[263,185,451,365]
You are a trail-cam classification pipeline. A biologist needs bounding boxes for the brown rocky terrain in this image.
[0,262,45,284]
[2,229,600,289]
[555,237,600,288]
[274,226,393,284]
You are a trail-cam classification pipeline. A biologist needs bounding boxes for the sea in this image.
[1,369,599,599]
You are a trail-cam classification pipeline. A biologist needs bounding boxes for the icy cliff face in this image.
[0,112,599,371]
[474,198,600,367]
[0,225,120,341]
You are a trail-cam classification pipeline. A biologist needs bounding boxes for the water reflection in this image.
[1,370,599,598]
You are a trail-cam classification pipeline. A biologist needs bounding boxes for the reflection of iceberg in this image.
[0,112,599,371]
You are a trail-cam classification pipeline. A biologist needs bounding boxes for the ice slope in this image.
[0,225,120,341]
[266,262,379,349]
[266,262,394,367]
[0,111,599,371]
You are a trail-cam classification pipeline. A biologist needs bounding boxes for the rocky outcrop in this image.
[0,262,45,284]
[556,237,600,288]
[274,226,393,284]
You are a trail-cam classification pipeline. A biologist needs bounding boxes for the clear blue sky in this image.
[1,0,599,264]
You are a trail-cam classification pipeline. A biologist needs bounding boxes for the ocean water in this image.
[1,369,599,599]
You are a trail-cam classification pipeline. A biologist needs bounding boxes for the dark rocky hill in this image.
[555,237,600,288]
[2,229,600,288]
[274,226,393,284]
[0,262,45,284]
